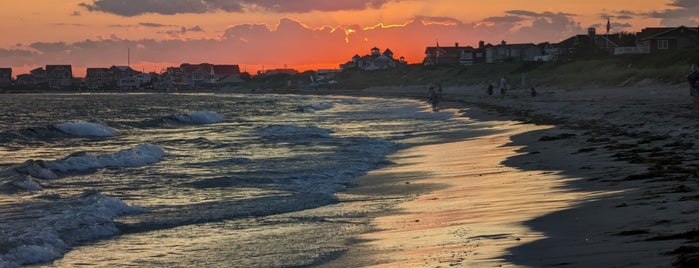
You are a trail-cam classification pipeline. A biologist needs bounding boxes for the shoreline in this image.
[318,83,699,267]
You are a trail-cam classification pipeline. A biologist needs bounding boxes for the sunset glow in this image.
[1,0,696,77]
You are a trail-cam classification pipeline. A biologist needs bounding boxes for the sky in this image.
[1,0,697,77]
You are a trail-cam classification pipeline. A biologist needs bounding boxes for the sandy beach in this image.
[314,82,699,267]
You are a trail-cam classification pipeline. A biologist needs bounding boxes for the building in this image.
[484,41,543,63]
[212,65,242,83]
[16,67,47,87]
[341,47,405,71]
[46,65,73,88]
[0,68,11,87]
[550,28,630,57]
[84,68,111,90]
[180,63,214,85]
[636,25,699,54]
[423,42,477,66]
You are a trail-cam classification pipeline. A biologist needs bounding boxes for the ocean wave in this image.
[47,144,165,173]
[260,125,333,140]
[172,111,225,124]
[0,144,165,192]
[300,102,334,113]
[0,191,142,267]
[54,121,116,137]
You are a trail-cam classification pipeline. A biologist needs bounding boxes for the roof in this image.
[213,65,240,75]
[638,26,699,41]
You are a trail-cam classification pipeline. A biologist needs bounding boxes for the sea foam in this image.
[47,144,165,173]
[55,121,116,137]
[0,144,165,192]
[0,191,142,267]
[173,111,225,124]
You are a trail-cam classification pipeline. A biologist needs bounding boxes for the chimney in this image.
[501,40,506,46]
[588,27,596,38]
[455,42,459,47]
[479,40,485,49]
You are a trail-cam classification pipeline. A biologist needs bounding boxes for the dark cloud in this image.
[139,22,172,28]
[478,10,582,43]
[79,0,244,16]
[483,15,528,24]
[188,26,204,32]
[243,0,393,13]
[641,0,699,26]
[79,0,396,16]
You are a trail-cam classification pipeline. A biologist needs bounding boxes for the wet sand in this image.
[319,83,699,267]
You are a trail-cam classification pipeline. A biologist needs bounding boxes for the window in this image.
[657,39,669,50]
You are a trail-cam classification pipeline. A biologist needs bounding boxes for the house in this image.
[212,65,242,83]
[341,47,405,71]
[259,68,298,76]
[46,65,73,88]
[423,42,477,66]
[16,67,47,86]
[84,68,111,90]
[180,63,214,85]
[0,68,11,87]
[484,41,543,63]
[636,25,699,53]
[551,28,630,57]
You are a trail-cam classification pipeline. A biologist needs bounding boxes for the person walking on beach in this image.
[499,76,507,99]
[688,64,699,109]
[487,80,494,96]
[428,85,439,111]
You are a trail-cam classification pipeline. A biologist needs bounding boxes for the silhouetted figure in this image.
[499,76,507,99]
[688,64,699,109]
[428,86,439,111]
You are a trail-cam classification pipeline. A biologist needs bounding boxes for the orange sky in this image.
[0,0,694,77]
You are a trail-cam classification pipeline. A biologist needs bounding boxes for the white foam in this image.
[0,191,142,267]
[174,111,225,124]
[310,102,334,111]
[55,121,116,137]
[47,144,165,173]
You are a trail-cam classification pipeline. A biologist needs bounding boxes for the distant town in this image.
[0,24,695,91]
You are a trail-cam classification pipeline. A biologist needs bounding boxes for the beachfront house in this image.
[636,25,699,54]
[212,65,242,83]
[16,67,47,87]
[85,68,112,90]
[0,68,11,87]
[484,41,543,63]
[341,47,405,71]
[423,42,477,66]
[550,27,626,57]
[46,65,73,89]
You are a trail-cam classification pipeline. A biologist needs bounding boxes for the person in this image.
[487,80,494,96]
[428,86,439,111]
[499,76,507,99]
[437,83,443,101]
[688,64,699,109]
[530,87,537,97]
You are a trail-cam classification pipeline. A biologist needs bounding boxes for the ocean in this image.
[0,92,461,267]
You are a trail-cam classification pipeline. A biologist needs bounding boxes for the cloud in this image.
[632,0,699,26]
[79,0,244,16]
[70,11,82,16]
[139,22,173,28]
[477,10,583,43]
[79,0,397,16]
